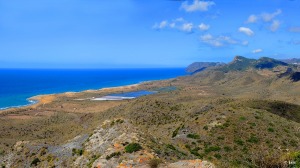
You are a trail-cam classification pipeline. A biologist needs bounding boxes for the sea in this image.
[0,68,186,110]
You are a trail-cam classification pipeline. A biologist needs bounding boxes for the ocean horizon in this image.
[0,68,186,110]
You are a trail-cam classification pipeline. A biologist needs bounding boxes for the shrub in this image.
[247,135,259,143]
[187,134,200,139]
[72,148,84,156]
[88,155,101,168]
[106,152,121,160]
[234,139,244,146]
[268,128,274,132]
[125,143,142,153]
[290,140,298,147]
[148,158,162,168]
[190,147,203,158]
[172,126,181,138]
[224,146,232,152]
[217,136,225,140]
[166,144,176,150]
[31,158,41,166]
[240,117,246,121]
[292,152,300,167]
[205,146,221,154]
[203,126,208,130]
[214,153,222,159]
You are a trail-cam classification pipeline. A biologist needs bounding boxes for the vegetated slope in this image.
[1,56,300,168]
[217,56,289,72]
[101,96,300,167]
[97,54,300,167]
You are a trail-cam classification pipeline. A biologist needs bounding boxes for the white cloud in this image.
[153,18,195,33]
[261,9,281,22]
[169,22,176,28]
[245,9,282,25]
[181,23,194,33]
[198,23,210,31]
[181,0,215,12]
[200,34,242,47]
[270,20,280,32]
[246,14,258,23]
[153,20,168,29]
[238,27,254,36]
[252,49,263,54]
[175,17,185,22]
[242,41,249,46]
[200,34,213,41]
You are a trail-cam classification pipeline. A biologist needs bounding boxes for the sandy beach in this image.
[0,83,142,115]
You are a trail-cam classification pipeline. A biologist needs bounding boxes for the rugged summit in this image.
[218,56,289,72]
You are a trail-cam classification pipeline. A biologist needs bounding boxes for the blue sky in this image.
[0,0,300,68]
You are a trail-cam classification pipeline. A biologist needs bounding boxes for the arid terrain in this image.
[1,56,300,168]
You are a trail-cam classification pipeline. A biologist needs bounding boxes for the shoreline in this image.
[0,82,144,113]
[0,75,181,113]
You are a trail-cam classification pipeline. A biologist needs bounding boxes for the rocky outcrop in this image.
[165,159,215,168]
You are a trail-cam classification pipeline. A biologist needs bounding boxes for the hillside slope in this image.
[1,56,300,168]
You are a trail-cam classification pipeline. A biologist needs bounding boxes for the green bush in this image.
[88,155,101,168]
[166,144,176,150]
[203,126,208,130]
[247,135,259,143]
[224,146,232,152]
[234,139,244,146]
[125,143,142,153]
[172,126,180,138]
[292,152,300,167]
[106,152,121,160]
[187,134,200,139]
[268,127,274,132]
[31,158,41,166]
[190,147,203,158]
[72,148,84,156]
[205,146,221,154]
[214,153,222,159]
[239,116,246,121]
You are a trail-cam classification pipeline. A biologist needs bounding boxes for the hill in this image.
[1,56,300,167]
[281,58,300,65]
[186,62,224,74]
[217,56,289,72]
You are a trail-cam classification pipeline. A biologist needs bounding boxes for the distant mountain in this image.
[186,62,224,74]
[218,56,288,72]
[280,58,300,65]
[189,56,300,83]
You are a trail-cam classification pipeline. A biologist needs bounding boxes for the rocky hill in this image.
[1,56,300,168]
[217,56,289,72]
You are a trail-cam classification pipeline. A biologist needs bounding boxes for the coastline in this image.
[29,83,141,105]
[0,83,143,113]
[0,74,181,113]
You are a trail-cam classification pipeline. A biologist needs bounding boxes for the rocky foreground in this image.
[1,118,214,168]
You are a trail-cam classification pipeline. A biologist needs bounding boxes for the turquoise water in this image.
[0,68,186,109]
